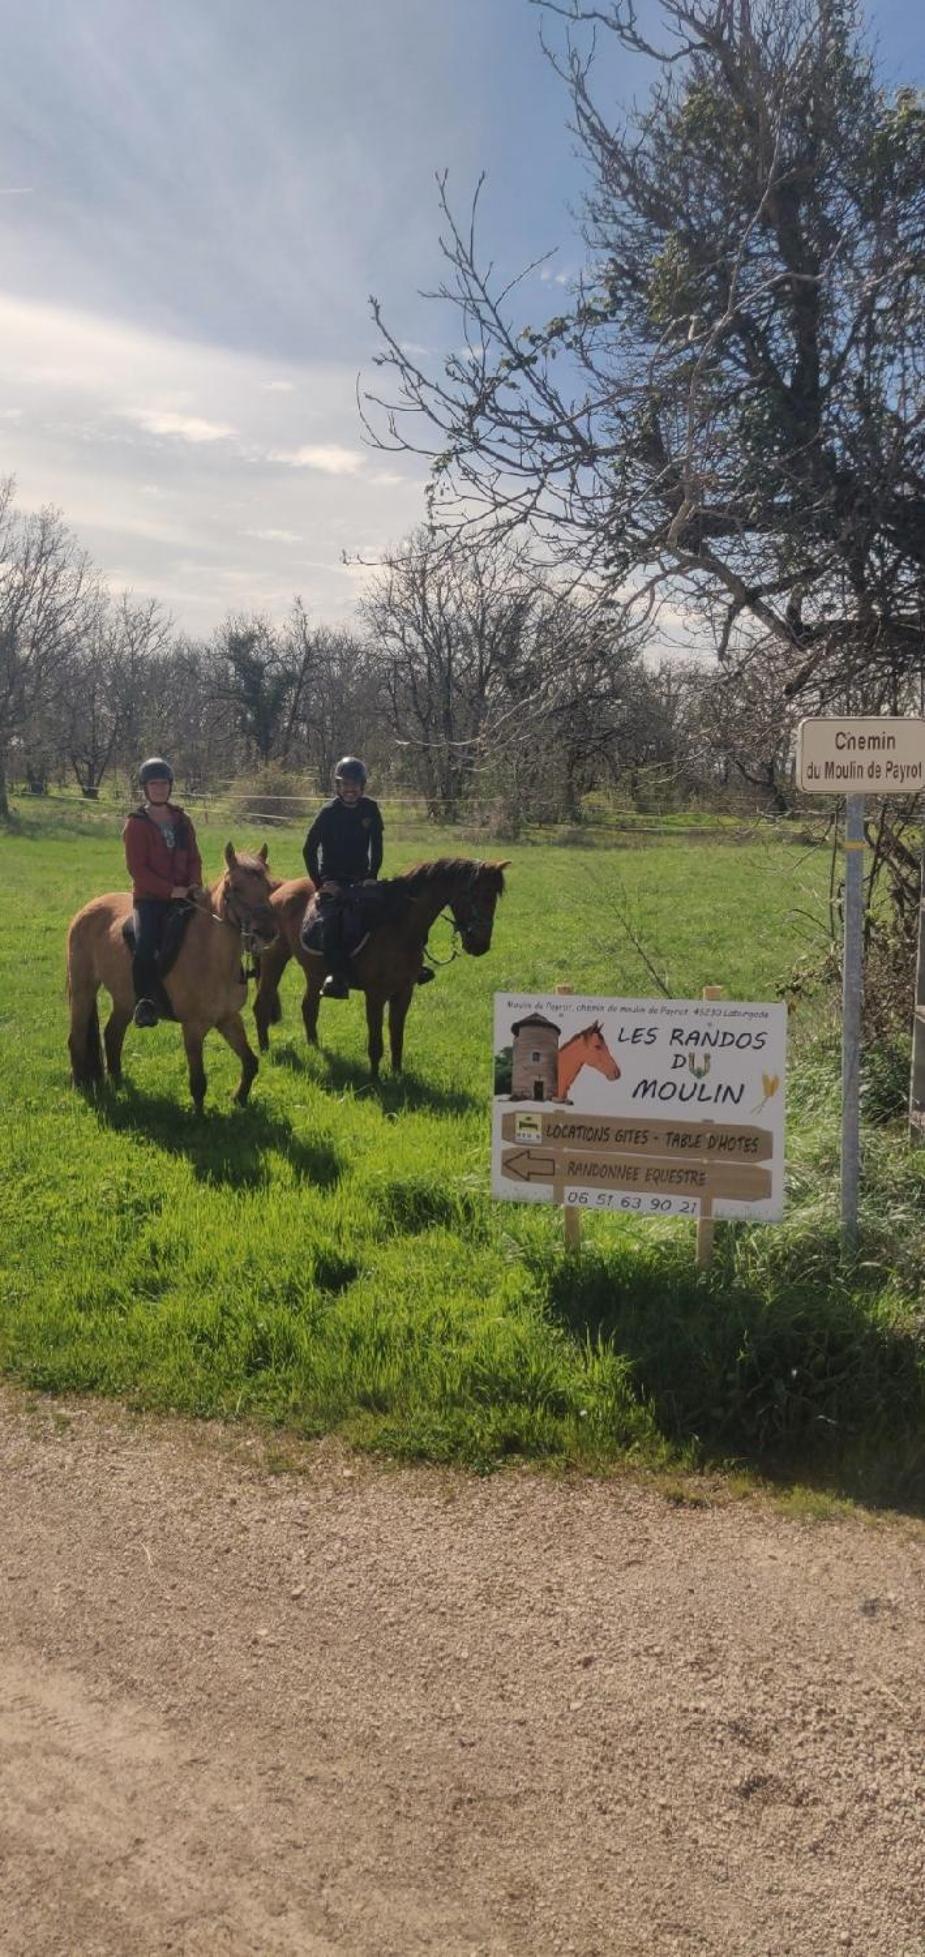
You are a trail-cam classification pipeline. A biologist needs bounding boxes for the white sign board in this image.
[492,995,787,1221]
[796,717,925,794]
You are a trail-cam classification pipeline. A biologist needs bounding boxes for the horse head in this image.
[221,842,279,954]
[449,860,510,956]
[585,1021,621,1081]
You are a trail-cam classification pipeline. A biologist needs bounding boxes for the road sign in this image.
[797,717,925,794]
[795,715,925,1250]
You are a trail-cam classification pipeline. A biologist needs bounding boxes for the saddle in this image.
[122,901,197,980]
[300,880,409,959]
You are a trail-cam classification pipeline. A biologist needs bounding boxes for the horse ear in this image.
[496,859,512,871]
[224,842,237,869]
[257,842,269,864]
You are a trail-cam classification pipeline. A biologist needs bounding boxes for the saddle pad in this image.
[299,880,409,958]
[121,900,196,979]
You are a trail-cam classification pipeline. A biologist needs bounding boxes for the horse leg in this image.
[217,1011,260,1106]
[253,937,291,1053]
[104,1005,131,1085]
[68,979,104,1089]
[182,1025,208,1113]
[388,982,415,1074]
[365,991,385,1079]
[302,964,323,1048]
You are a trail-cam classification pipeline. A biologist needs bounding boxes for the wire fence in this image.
[11,785,841,849]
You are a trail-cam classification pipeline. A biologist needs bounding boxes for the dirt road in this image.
[0,1386,922,1956]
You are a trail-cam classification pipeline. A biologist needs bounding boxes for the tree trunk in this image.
[0,747,10,821]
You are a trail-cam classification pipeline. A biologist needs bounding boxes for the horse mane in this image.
[227,852,271,877]
[559,1020,603,1051]
[393,857,507,895]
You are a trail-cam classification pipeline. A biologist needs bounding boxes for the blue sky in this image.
[1,0,921,634]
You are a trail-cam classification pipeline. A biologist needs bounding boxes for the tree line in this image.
[3,473,834,829]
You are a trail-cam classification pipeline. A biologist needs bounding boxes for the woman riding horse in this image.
[67,829,279,1112]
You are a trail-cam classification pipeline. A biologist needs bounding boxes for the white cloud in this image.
[120,408,237,443]
[259,380,295,393]
[271,443,365,475]
[0,292,427,633]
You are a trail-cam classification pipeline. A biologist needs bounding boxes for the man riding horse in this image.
[302,756,432,997]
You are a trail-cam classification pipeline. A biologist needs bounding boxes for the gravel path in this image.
[0,1386,922,1956]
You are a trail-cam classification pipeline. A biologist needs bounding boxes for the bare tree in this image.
[363,528,648,820]
[66,594,170,798]
[0,482,95,819]
[364,0,925,717]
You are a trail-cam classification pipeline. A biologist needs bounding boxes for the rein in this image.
[422,909,462,969]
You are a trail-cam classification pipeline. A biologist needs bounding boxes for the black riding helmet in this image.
[333,756,368,788]
[139,756,174,788]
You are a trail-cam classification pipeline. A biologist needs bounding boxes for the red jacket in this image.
[123,805,204,902]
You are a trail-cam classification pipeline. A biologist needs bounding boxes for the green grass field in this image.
[1,802,923,1504]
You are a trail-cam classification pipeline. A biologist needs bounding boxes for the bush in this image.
[229,765,315,826]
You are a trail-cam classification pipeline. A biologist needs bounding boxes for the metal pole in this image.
[908,835,925,1144]
[841,796,865,1253]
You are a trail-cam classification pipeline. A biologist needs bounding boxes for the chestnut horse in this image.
[556,1020,621,1102]
[254,857,508,1079]
[66,844,278,1111]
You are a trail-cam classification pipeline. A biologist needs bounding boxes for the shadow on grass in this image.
[93,1084,342,1190]
[270,1039,480,1116]
[542,1244,925,1514]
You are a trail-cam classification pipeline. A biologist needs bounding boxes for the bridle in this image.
[429,874,498,963]
[217,877,275,962]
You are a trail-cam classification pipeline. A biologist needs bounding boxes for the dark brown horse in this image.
[253,857,508,1078]
[67,844,279,1111]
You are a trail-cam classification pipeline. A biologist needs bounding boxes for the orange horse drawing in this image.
[556,1021,621,1102]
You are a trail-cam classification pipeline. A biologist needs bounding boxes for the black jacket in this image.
[303,796,384,884]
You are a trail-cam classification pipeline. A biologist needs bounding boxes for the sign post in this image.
[555,982,581,1254]
[796,716,925,1253]
[697,985,726,1269]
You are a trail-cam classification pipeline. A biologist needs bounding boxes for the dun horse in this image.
[67,844,278,1111]
[254,857,508,1079]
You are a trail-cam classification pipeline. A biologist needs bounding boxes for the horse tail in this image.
[66,917,105,1088]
